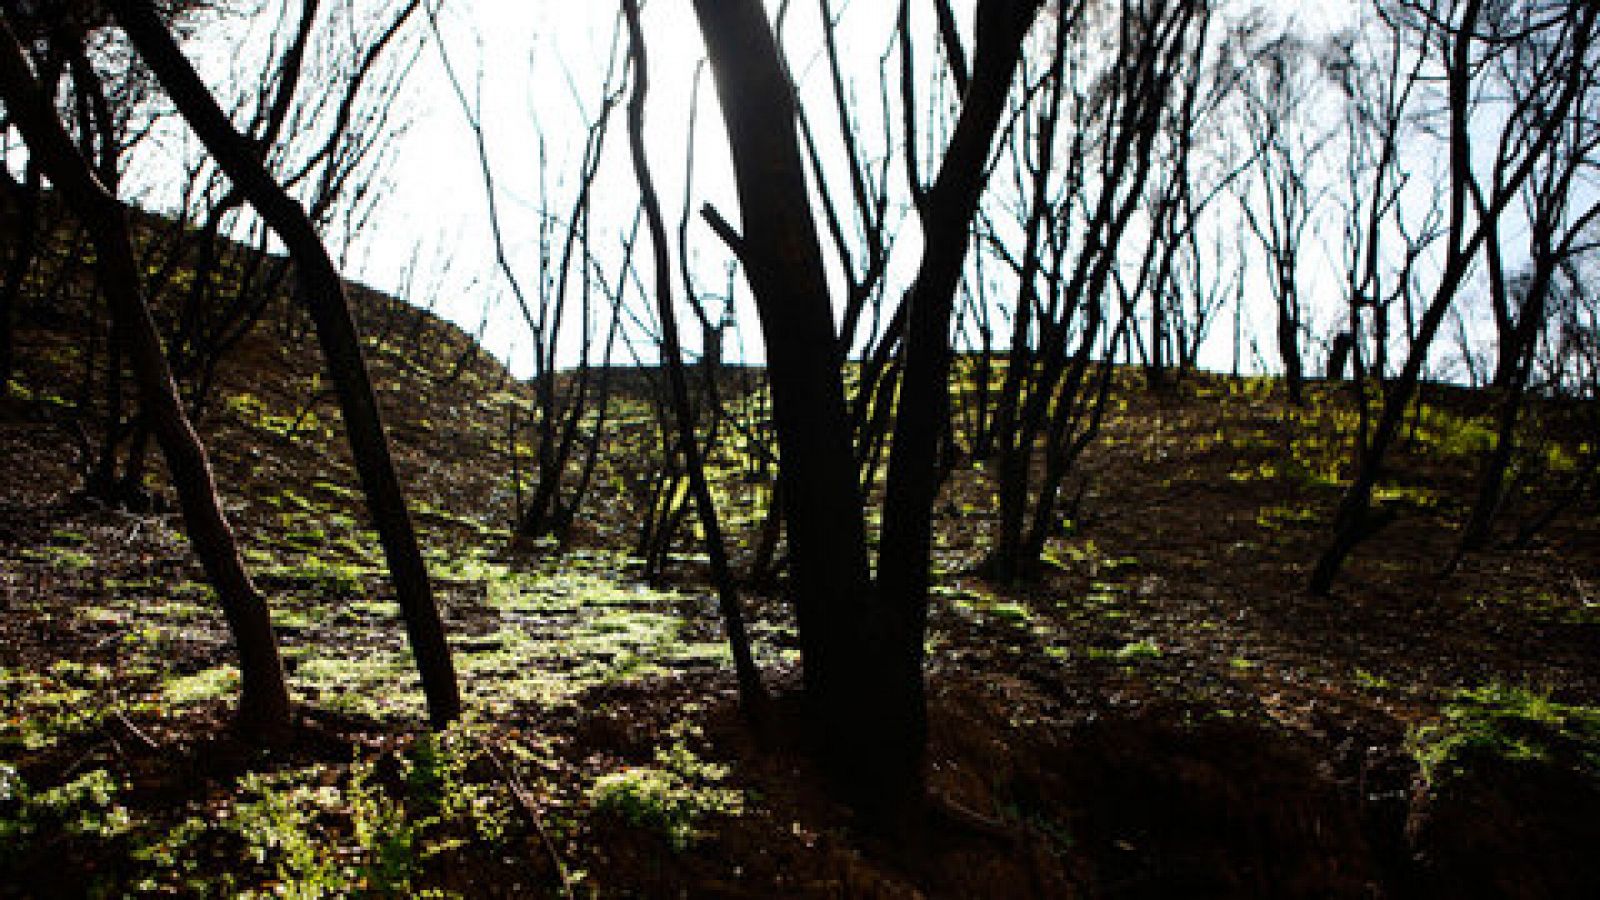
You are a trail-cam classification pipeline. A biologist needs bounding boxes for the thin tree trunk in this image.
[876,0,1043,804]
[691,0,878,792]
[622,0,766,714]
[0,163,40,399]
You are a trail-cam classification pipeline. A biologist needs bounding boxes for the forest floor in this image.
[2,288,1599,898]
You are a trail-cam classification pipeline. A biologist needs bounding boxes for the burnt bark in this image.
[622,0,766,714]
[690,0,878,793]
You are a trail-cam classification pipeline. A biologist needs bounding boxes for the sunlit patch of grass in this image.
[1256,504,1321,529]
[942,584,1035,627]
[1373,483,1443,511]
[1464,589,1600,627]
[408,554,735,713]
[1088,638,1163,663]
[225,392,329,442]
[293,652,423,721]
[1411,405,1496,461]
[20,545,95,571]
[1354,668,1392,690]
[162,665,240,708]
[1044,540,1139,579]
[985,601,1034,625]
[0,663,116,752]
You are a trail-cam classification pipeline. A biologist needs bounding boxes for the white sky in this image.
[129,0,1383,380]
[372,0,915,375]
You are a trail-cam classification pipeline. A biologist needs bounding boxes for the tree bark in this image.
[0,162,40,399]
[622,0,766,714]
[877,0,1043,792]
[690,0,878,792]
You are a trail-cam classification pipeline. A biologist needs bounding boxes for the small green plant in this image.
[1407,683,1600,786]
[985,601,1033,625]
[1089,638,1163,663]
[589,726,742,850]
[403,728,510,847]
[348,757,427,895]
[230,769,347,894]
[129,815,212,890]
[0,763,28,861]
[1354,668,1392,690]
[49,529,89,546]
[1,768,132,868]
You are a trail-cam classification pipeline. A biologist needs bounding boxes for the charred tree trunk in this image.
[690,0,879,795]
[877,0,1044,793]
[0,162,40,398]
[622,0,766,714]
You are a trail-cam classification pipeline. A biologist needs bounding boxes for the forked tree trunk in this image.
[690,0,880,793]
[876,0,1044,794]
[693,0,1041,810]
[109,0,461,725]
[0,19,292,737]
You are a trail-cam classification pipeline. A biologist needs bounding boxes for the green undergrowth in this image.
[443,555,745,718]
[6,540,757,748]
[2,725,526,897]
[588,722,744,851]
[1407,683,1600,787]
[0,661,156,754]
[1,767,133,879]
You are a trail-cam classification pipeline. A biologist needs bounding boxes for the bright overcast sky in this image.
[159,0,1360,378]
[367,0,924,374]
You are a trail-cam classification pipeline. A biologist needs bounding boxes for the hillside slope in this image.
[2,202,1599,897]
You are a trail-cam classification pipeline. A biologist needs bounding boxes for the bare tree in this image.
[109,0,461,725]
[429,5,628,546]
[691,0,1044,810]
[0,12,292,737]
[619,0,764,712]
[985,0,1211,581]
[1235,27,1334,406]
[1451,31,1600,564]
[1311,0,1600,594]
